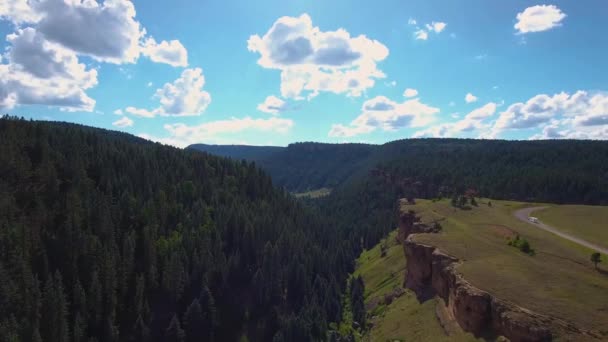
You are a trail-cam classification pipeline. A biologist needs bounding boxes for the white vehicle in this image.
[529,217,539,223]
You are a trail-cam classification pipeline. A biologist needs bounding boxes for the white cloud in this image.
[408,18,417,25]
[466,102,497,120]
[465,93,478,103]
[113,109,123,115]
[531,121,608,140]
[139,116,294,147]
[412,20,446,41]
[0,27,97,111]
[426,22,446,33]
[247,14,389,99]
[125,106,155,118]
[0,0,191,112]
[33,0,142,63]
[403,88,418,98]
[491,91,608,139]
[413,102,497,138]
[414,29,428,40]
[147,81,153,87]
[112,116,133,128]
[0,0,41,24]
[1,0,188,67]
[257,95,290,115]
[141,37,188,67]
[329,95,440,137]
[515,5,566,34]
[125,68,211,117]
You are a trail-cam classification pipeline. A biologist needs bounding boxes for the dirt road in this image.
[514,207,608,255]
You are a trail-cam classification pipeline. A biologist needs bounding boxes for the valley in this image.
[2,117,608,341]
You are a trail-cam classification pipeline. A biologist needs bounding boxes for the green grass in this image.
[293,187,332,199]
[534,205,608,249]
[354,230,479,341]
[407,199,608,336]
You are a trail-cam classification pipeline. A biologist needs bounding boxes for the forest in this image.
[190,138,608,205]
[0,117,373,342]
[3,116,608,342]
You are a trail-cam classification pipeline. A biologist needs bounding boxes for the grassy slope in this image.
[294,188,332,199]
[354,230,479,341]
[534,205,608,250]
[409,199,608,336]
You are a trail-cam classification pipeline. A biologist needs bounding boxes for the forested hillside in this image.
[191,139,608,205]
[0,117,365,342]
[188,144,283,161]
[189,142,378,193]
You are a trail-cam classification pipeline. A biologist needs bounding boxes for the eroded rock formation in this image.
[398,207,600,342]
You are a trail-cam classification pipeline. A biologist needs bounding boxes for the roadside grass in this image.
[408,199,608,336]
[354,230,479,341]
[534,205,608,250]
[293,187,332,199]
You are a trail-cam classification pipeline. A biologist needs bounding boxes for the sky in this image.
[1,0,607,147]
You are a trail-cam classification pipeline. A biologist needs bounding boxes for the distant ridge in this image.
[187,143,284,160]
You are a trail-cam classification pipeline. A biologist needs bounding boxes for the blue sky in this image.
[1,0,607,146]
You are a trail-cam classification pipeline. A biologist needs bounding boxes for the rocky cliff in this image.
[398,208,600,342]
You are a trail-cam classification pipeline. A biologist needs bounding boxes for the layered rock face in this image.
[398,208,599,342]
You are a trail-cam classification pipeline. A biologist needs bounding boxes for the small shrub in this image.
[508,235,535,256]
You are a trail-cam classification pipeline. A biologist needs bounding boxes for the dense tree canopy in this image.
[191,139,608,205]
[4,117,608,342]
[0,117,365,342]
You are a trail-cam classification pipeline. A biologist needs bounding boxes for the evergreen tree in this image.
[165,314,185,342]
[183,299,204,342]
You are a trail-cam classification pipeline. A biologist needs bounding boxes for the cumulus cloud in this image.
[33,0,142,63]
[465,93,478,103]
[413,102,497,138]
[124,68,211,117]
[248,14,389,99]
[403,88,418,98]
[112,116,133,128]
[0,0,191,112]
[113,109,123,115]
[257,95,290,115]
[491,91,608,139]
[141,37,188,67]
[139,116,294,147]
[0,27,97,111]
[1,0,189,66]
[329,95,440,137]
[515,5,566,34]
[0,0,42,24]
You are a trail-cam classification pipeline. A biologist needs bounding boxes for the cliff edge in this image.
[397,207,601,342]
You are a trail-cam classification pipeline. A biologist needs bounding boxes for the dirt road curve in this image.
[514,207,608,255]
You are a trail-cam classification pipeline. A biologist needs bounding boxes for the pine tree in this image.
[183,299,204,342]
[199,286,218,341]
[41,271,70,342]
[165,314,185,342]
[131,316,150,342]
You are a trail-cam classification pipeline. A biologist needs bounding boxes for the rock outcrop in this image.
[398,208,600,342]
